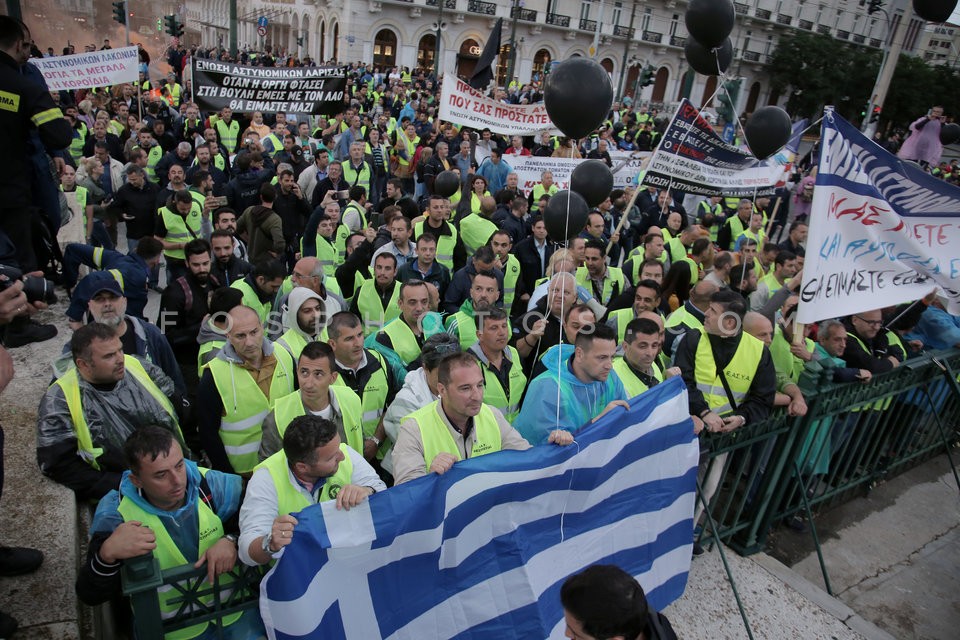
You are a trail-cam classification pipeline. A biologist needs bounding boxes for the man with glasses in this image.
[842,309,903,374]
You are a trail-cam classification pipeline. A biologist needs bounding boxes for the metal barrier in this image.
[696,349,960,587]
[119,350,960,633]
[121,554,265,640]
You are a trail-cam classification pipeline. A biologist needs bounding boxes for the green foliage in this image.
[769,31,960,129]
[768,32,880,122]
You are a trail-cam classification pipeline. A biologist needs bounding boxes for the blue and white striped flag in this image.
[260,377,699,639]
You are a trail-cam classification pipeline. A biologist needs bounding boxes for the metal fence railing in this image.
[696,349,960,591]
[119,351,960,632]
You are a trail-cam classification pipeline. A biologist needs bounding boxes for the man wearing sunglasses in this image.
[842,309,904,375]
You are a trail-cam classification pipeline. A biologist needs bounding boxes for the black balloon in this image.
[543,191,590,240]
[913,0,958,22]
[570,160,615,207]
[433,170,460,198]
[940,122,960,145]
[685,0,736,49]
[684,38,733,76]
[743,106,792,161]
[544,58,614,140]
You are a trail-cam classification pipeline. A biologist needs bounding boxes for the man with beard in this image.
[274,288,326,362]
[59,274,184,394]
[187,143,228,194]
[445,271,502,350]
[155,164,190,209]
[158,239,218,393]
[155,190,203,283]
[469,307,527,424]
[208,229,252,287]
[209,207,248,262]
[272,169,310,269]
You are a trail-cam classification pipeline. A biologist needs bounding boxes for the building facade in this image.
[188,0,924,115]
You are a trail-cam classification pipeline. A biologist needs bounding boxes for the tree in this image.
[768,32,879,122]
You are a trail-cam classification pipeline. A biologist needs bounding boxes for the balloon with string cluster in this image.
[540,56,618,434]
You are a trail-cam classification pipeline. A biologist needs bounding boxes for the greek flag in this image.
[260,377,699,639]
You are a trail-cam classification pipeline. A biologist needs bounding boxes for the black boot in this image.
[2,316,57,348]
[0,546,43,576]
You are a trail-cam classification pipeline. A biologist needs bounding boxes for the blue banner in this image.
[260,378,699,640]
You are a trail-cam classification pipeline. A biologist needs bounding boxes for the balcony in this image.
[734,2,748,15]
[755,8,771,19]
[852,33,865,44]
[776,13,792,25]
[742,50,761,61]
[613,25,635,38]
[799,19,813,30]
[836,29,849,40]
[669,35,686,47]
[510,6,537,21]
[642,30,663,43]
[869,37,882,47]
[467,0,496,15]
[579,18,597,31]
[817,24,831,35]
[545,12,570,27]
[426,0,457,7]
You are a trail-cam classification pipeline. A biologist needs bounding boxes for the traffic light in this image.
[156,18,162,32]
[716,79,741,123]
[870,105,881,123]
[164,15,183,38]
[639,65,656,88]
[867,0,883,15]
[296,37,304,47]
[112,1,125,25]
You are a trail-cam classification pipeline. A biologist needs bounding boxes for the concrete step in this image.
[768,454,960,640]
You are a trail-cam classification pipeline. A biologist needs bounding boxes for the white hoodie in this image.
[381,367,436,474]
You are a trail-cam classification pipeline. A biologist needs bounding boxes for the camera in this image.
[0,265,57,304]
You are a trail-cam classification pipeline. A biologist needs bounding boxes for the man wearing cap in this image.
[37,323,186,501]
[60,273,185,394]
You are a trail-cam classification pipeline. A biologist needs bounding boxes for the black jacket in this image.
[108,180,161,239]
[0,51,72,207]
[210,255,251,288]
[513,236,555,297]
[158,272,217,354]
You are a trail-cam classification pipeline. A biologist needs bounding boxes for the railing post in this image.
[121,553,165,640]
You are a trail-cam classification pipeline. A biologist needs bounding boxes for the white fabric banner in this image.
[508,151,651,195]
[439,73,561,137]
[29,46,139,90]
[796,112,958,324]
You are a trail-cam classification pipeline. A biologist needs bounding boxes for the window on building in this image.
[418,34,436,70]
[612,1,622,26]
[641,7,652,33]
[373,29,397,68]
[670,14,679,37]
[580,2,591,21]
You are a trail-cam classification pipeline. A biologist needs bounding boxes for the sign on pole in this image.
[257,26,267,37]
[257,16,268,27]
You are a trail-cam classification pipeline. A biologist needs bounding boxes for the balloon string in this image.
[556,189,572,431]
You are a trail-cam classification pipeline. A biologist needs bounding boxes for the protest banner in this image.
[796,110,959,323]
[506,150,651,196]
[439,73,561,137]
[29,46,138,90]
[641,98,782,198]
[260,378,698,639]
[191,59,346,115]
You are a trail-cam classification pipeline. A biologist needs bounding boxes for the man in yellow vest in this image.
[257,340,365,461]
[155,190,202,282]
[196,306,295,475]
[749,250,798,312]
[459,196,498,257]
[414,194,465,272]
[717,199,755,251]
[342,142,373,197]
[274,288,326,362]
[350,253,401,336]
[733,211,767,253]
[239,414,386,566]
[489,230,524,317]
[76,426,262,637]
[211,106,240,154]
[613,317,680,398]
[376,280,444,368]
[469,307,527,423]
[37,323,185,501]
[576,239,626,307]
[528,171,558,214]
[230,260,286,330]
[607,279,662,344]
[663,280,718,359]
[327,312,396,463]
[446,271,501,350]
[675,289,776,433]
[393,352,554,485]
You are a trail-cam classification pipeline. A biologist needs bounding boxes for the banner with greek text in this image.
[439,73,561,136]
[796,111,958,324]
[508,151,651,195]
[29,46,139,90]
[191,59,346,115]
[641,98,782,198]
